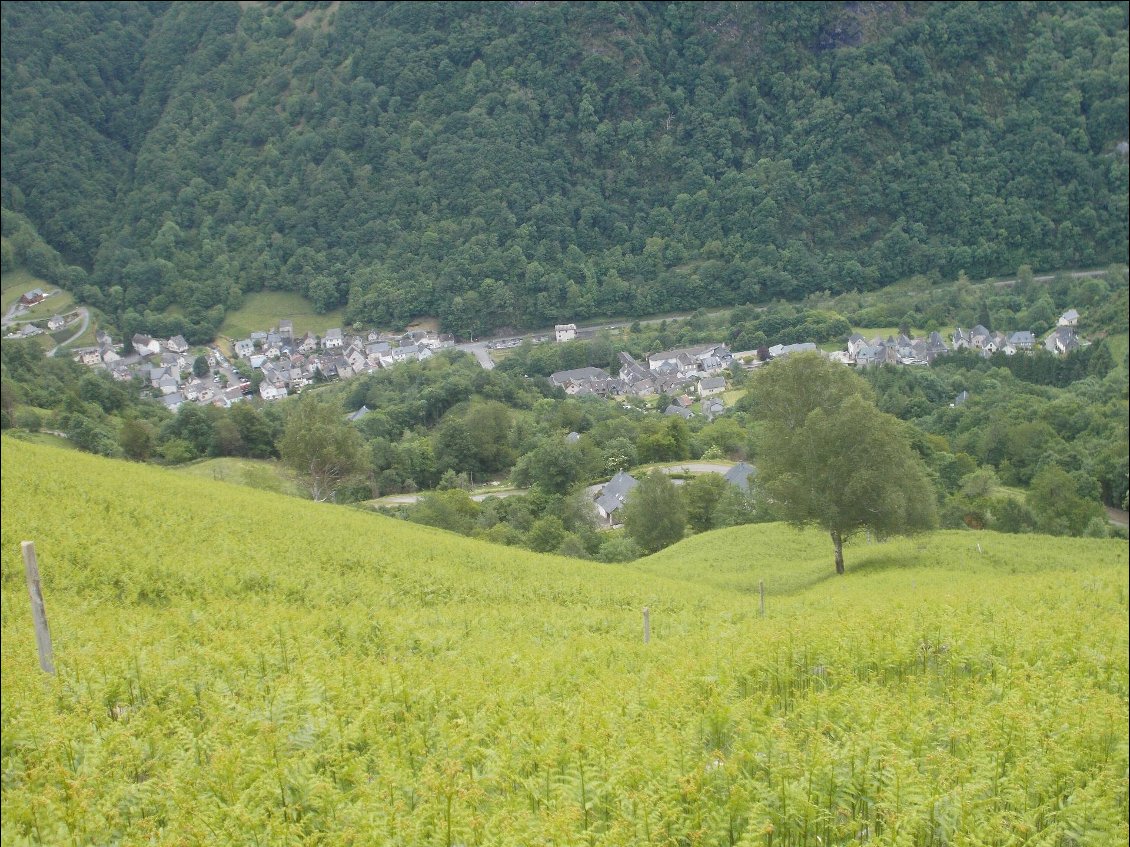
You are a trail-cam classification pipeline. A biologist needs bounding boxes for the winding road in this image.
[47,307,90,357]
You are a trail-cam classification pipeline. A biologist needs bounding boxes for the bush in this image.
[598,536,642,562]
[14,408,42,431]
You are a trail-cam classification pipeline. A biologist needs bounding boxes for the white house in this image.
[323,328,344,349]
[1058,309,1080,327]
[166,335,190,354]
[234,338,255,358]
[594,470,639,525]
[768,342,817,358]
[259,381,288,401]
[1044,327,1081,355]
[555,323,577,342]
[47,315,66,332]
[132,333,162,357]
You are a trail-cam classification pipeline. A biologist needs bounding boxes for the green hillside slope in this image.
[2,438,1127,845]
[2,2,1127,342]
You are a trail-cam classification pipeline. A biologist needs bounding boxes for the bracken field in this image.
[1,438,1127,846]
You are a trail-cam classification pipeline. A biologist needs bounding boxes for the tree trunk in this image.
[830,529,845,575]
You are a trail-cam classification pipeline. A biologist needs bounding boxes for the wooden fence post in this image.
[642,607,650,644]
[759,580,766,617]
[21,541,55,675]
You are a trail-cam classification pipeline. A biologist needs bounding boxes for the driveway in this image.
[47,308,90,356]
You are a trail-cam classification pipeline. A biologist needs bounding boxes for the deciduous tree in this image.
[279,399,366,502]
[749,353,937,574]
[623,469,686,554]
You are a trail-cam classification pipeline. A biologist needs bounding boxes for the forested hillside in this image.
[2,1,1128,342]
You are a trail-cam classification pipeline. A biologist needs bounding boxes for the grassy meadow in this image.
[2,438,1127,846]
[218,291,345,342]
[171,456,301,497]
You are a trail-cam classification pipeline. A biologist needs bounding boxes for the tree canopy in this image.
[623,469,687,554]
[749,353,937,573]
[279,398,367,502]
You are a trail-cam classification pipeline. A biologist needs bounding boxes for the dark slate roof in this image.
[665,404,693,419]
[549,366,610,386]
[602,470,639,501]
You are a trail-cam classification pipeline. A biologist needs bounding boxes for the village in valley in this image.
[43,299,1090,421]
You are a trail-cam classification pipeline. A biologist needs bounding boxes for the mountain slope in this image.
[2,1,1127,342]
[2,438,1127,844]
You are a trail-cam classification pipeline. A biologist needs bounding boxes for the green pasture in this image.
[218,291,345,341]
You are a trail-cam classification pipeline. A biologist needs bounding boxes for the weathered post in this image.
[759,580,766,617]
[642,607,650,644]
[21,541,55,674]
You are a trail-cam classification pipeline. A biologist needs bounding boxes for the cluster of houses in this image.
[69,330,246,411]
[67,319,458,411]
[229,321,455,402]
[592,462,756,526]
[838,332,952,366]
[3,288,75,339]
[549,342,736,421]
[61,303,1088,415]
[950,310,1084,357]
[833,309,1085,367]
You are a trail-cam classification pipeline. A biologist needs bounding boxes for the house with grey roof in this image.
[1044,326,1081,355]
[618,351,651,385]
[969,325,992,349]
[347,405,371,422]
[1008,331,1036,351]
[1058,309,1079,327]
[594,470,639,525]
[698,376,726,397]
[664,404,693,420]
[549,366,610,389]
[703,397,725,420]
[160,391,184,411]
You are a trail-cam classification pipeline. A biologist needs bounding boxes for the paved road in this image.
[370,488,527,506]
[990,269,1110,290]
[443,267,1120,371]
[47,307,90,356]
[454,340,496,370]
[1106,505,1129,528]
[373,463,738,508]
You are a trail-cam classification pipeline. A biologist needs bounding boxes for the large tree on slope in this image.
[748,353,937,574]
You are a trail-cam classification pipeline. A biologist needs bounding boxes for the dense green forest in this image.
[2,1,1127,341]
